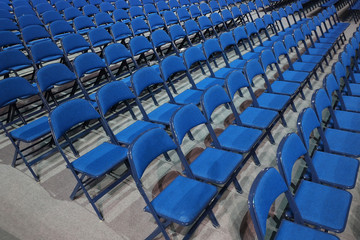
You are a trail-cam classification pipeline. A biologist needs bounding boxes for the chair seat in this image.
[270,81,299,96]
[257,93,290,111]
[115,120,164,144]
[301,54,323,63]
[325,128,360,157]
[217,125,262,153]
[196,77,224,90]
[148,102,181,124]
[190,147,243,184]
[349,83,360,96]
[317,37,335,44]
[352,73,360,83]
[281,70,308,83]
[147,175,217,225]
[253,45,268,53]
[240,107,278,129]
[343,95,360,112]
[242,51,259,60]
[174,89,203,105]
[120,75,131,87]
[308,48,327,56]
[295,180,352,232]
[72,142,128,178]
[335,110,360,132]
[11,116,51,142]
[293,62,316,72]
[229,59,246,69]
[313,42,332,49]
[312,151,359,189]
[214,67,233,79]
[275,220,340,240]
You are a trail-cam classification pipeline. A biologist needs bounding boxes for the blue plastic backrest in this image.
[171,104,207,144]
[312,88,331,121]
[273,41,287,59]
[245,22,257,36]
[345,44,356,59]
[62,34,90,54]
[260,49,276,70]
[113,9,130,22]
[111,22,132,39]
[84,5,100,16]
[115,0,129,9]
[0,49,32,73]
[131,67,164,96]
[130,36,152,56]
[185,19,200,33]
[129,6,144,17]
[50,20,75,36]
[74,16,96,30]
[164,10,178,24]
[152,29,171,48]
[0,31,22,48]
[324,73,339,97]
[300,24,311,37]
[313,16,321,27]
[211,12,223,24]
[245,59,264,84]
[22,25,50,43]
[64,7,82,20]
[271,11,280,21]
[148,14,165,28]
[240,4,249,14]
[277,133,307,187]
[263,14,273,26]
[221,9,233,21]
[284,34,297,50]
[74,52,106,78]
[350,38,358,51]
[88,28,113,45]
[254,18,266,31]
[278,8,287,18]
[18,15,43,29]
[131,18,149,32]
[285,6,293,15]
[255,0,263,8]
[307,20,316,31]
[95,12,114,25]
[248,2,256,10]
[128,127,177,180]
[203,38,222,58]
[200,2,211,14]
[333,62,346,80]
[104,43,132,65]
[50,99,100,139]
[231,6,242,18]
[298,108,320,149]
[169,24,186,40]
[293,28,305,43]
[219,32,236,49]
[178,7,191,20]
[225,70,250,99]
[161,55,186,81]
[249,167,288,239]
[37,63,76,91]
[184,46,206,68]
[201,84,231,119]
[0,77,38,107]
[97,81,135,114]
[340,52,351,68]
[292,3,298,12]
[233,26,248,42]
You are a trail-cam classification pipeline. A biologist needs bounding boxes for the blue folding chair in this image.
[200,2,212,16]
[198,15,218,38]
[129,6,145,19]
[49,98,130,220]
[111,22,133,46]
[0,77,51,182]
[0,31,26,51]
[61,33,92,62]
[129,35,160,67]
[100,2,115,13]
[169,24,192,49]
[30,41,68,68]
[64,7,83,22]
[277,129,352,233]
[333,61,360,97]
[144,3,157,15]
[113,9,131,23]
[219,32,246,69]
[225,70,279,144]
[148,13,166,32]
[233,26,259,60]
[115,0,129,10]
[249,167,340,240]
[201,85,264,165]
[151,29,179,57]
[156,0,170,14]
[96,81,163,145]
[240,3,253,22]
[0,49,36,80]
[298,107,360,158]
[163,10,180,26]
[95,12,115,29]
[18,15,43,29]
[130,18,150,36]
[73,16,96,35]
[184,19,205,45]
[127,127,218,240]
[189,5,201,19]
[210,12,228,33]
[21,25,53,47]
[49,20,76,41]
[88,28,114,54]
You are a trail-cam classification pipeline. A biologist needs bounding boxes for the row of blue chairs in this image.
[248,27,360,240]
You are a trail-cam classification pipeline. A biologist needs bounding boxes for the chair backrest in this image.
[184,19,200,34]
[128,127,177,180]
[260,49,277,70]
[333,62,346,83]
[178,6,192,20]
[22,25,51,45]
[248,167,290,240]
[244,58,265,85]
[129,6,145,19]
[240,3,249,14]
[245,22,258,36]
[201,84,231,121]
[0,31,23,50]
[163,10,179,25]
[83,4,99,16]
[169,24,186,41]
[111,22,132,40]
[311,88,335,126]
[31,41,63,64]
[273,41,288,59]
[64,7,82,21]
[104,43,132,65]
[160,55,187,81]
[0,49,33,75]
[73,52,107,78]
[88,28,114,47]
[131,66,164,96]
[221,9,233,21]
[74,16,96,32]
[233,26,248,43]
[219,31,236,50]
[36,63,76,92]
[323,73,340,100]
[113,9,130,22]
[129,35,153,56]
[148,13,165,30]
[49,99,101,140]
[49,20,75,38]
[131,18,149,34]
[95,12,114,26]
[115,0,129,9]
[276,133,308,188]
[297,108,322,150]
[96,81,136,115]
[61,33,90,55]
[0,77,38,108]
[18,15,43,29]
[210,12,223,25]
[198,16,213,30]
[200,2,211,15]
[170,104,207,145]
[183,46,206,68]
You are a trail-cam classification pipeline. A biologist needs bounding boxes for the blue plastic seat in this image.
[298,107,360,158]
[201,85,263,165]
[249,167,341,240]
[49,98,130,220]
[183,46,224,90]
[225,70,279,144]
[96,81,163,145]
[170,103,244,191]
[131,66,181,125]
[127,127,218,240]
[0,77,50,182]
